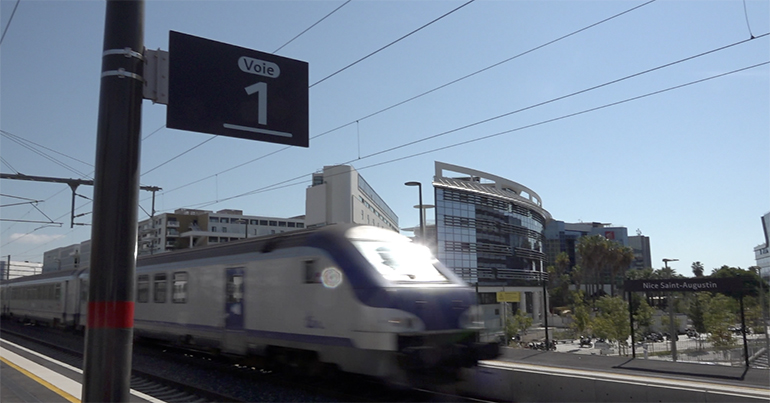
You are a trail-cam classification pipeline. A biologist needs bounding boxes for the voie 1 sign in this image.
[166,31,309,147]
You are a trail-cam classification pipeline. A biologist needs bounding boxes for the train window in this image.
[154,273,167,303]
[226,272,243,303]
[137,275,149,303]
[352,240,449,283]
[172,272,188,303]
[54,284,61,300]
[304,260,322,283]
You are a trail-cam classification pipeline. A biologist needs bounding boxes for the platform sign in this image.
[167,31,308,147]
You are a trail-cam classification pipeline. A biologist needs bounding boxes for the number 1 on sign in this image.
[244,82,267,125]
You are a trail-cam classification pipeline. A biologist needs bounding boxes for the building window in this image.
[250,219,258,225]
[221,218,229,224]
[210,217,219,223]
[154,273,167,303]
[137,275,149,303]
[279,221,287,227]
[297,223,304,228]
[269,221,277,226]
[211,226,217,232]
[222,227,227,233]
[288,222,296,228]
[172,272,188,303]
[259,220,268,225]
[209,236,218,242]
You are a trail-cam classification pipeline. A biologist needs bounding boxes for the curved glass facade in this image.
[435,187,548,287]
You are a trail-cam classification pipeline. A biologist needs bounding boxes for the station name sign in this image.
[624,277,743,293]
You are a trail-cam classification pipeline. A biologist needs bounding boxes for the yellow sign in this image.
[496,291,520,302]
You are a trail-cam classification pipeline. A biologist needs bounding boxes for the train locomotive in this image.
[1,224,498,384]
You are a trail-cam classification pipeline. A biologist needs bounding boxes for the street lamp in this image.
[662,258,679,362]
[404,181,424,241]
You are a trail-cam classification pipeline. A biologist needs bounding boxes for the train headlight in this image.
[384,312,425,332]
[459,305,485,329]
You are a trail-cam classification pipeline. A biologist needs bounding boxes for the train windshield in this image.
[352,240,449,283]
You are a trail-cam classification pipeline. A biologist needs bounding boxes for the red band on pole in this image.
[87,301,134,329]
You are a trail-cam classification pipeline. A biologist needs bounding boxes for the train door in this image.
[223,267,246,354]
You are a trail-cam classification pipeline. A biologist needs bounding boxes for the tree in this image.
[569,290,592,337]
[571,265,584,294]
[592,296,630,354]
[576,235,610,297]
[607,243,634,297]
[703,293,738,350]
[630,294,654,340]
[688,292,708,333]
[711,265,768,299]
[504,310,533,345]
[691,261,704,277]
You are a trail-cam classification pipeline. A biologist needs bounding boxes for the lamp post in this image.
[663,258,679,362]
[404,181,424,241]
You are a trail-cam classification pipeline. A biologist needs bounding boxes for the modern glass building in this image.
[432,162,552,335]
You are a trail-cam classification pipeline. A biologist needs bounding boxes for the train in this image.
[1,224,498,384]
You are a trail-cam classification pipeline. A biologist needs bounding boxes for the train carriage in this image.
[1,268,85,328]
[2,224,498,384]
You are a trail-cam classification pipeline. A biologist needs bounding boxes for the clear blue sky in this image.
[1,0,768,275]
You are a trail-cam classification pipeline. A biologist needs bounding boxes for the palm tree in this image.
[691,261,704,277]
[577,235,610,297]
[608,244,635,297]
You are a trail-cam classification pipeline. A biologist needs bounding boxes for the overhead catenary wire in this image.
[309,0,476,88]
[273,0,352,54]
[172,60,769,211]
[1,130,93,179]
[161,32,770,210]
[0,0,20,47]
[144,0,657,199]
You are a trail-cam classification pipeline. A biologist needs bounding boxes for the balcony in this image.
[167,220,180,228]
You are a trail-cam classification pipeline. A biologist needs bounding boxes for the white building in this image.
[756,212,770,280]
[0,260,42,280]
[137,208,305,256]
[305,165,398,231]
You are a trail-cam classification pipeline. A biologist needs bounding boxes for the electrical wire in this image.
[743,0,755,39]
[159,31,769,208]
[0,0,20,47]
[172,60,769,211]
[310,0,475,88]
[142,136,218,176]
[273,0,352,54]
[1,130,94,171]
[146,0,656,199]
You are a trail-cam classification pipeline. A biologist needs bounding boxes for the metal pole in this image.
[740,295,749,368]
[417,183,424,240]
[664,259,677,362]
[759,267,770,367]
[542,277,549,350]
[82,1,144,402]
[629,290,636,358]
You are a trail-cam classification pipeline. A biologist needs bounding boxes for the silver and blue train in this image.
[1,224,498,383]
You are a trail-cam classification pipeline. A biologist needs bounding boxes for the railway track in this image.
[1,318,496,402]
[1,320,240,402]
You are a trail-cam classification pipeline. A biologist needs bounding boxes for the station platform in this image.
[0,339,157,403]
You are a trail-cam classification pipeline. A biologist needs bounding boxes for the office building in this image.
[432,162,552,335]
[305,165,398,231]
